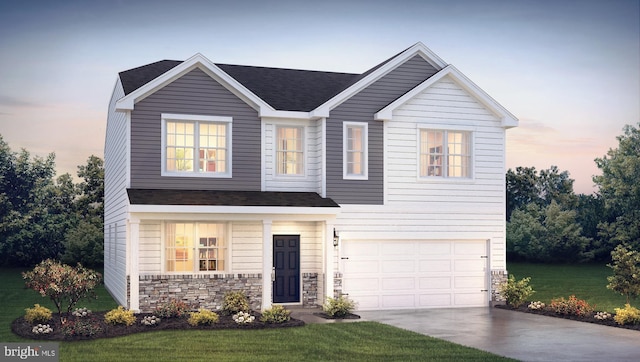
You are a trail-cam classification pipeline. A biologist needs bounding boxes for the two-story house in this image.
[104,42,518,312]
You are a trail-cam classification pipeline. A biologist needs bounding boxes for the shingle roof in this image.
[117,50,409,112]
[127,189,340,208]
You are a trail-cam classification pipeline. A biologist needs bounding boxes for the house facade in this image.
[104,43,518,312]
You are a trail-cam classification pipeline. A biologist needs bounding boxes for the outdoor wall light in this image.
[333,229,339,247]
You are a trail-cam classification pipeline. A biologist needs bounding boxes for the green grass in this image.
[1,267,513,362]
[507,262,629,312]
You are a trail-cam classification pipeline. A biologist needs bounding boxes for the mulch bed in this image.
[495,303,640,331]
[313,312,361,320]
[12,311,305,341]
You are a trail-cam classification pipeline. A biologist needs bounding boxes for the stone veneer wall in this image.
[333,271,343,297]
[302,273,318,306]
[136,274,262,312]
[490,270,508,305]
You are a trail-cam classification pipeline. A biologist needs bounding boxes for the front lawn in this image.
[1,268,514,361]
[507,262,629,312]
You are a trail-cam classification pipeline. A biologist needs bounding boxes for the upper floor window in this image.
[165,222,227,273]
[276,126,304,175]
[162,114,232,177]
[343,122,368,180]
[419,129,471,178]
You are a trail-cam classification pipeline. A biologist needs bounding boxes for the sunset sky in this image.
[0,0,638,194]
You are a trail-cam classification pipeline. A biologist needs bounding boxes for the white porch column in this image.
[129,218,140,312]
[324,221,335,301]
[261,219,273,310]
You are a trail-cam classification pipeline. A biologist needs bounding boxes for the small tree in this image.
[22,259,102,322]
[607,244,640,304]
[499,275,535,308]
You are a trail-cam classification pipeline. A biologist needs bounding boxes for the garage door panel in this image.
[342,240,488,310]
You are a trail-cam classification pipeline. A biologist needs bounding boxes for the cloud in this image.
[0,94,47,108]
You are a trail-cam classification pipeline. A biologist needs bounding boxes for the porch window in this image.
[343,122,368,179]
[162,114,232,177]
[419,129,471,178]
[165,223,226,272]
[276,126,304,175]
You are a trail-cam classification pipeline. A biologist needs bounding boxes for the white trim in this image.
[416,127,475,181]
[374,65,519,129]
[160,113,233,178]
[128,205,340,217]
[342,122,368,180]
[274,125,306,177]
[125,110,132,188]
[320,118,327,197]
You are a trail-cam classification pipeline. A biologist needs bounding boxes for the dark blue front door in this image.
[273,235,300,303]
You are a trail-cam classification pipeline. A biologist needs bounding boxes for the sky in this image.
[0,0,638,194]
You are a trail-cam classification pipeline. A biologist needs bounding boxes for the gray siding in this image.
[326,55,438,204]
[130,68,261,190]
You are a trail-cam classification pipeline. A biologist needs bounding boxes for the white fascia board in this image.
[259,109,313,120]
[313,42,447,115]
[115,53,274,113]
[374,65,519,129]
[128,204,340,216]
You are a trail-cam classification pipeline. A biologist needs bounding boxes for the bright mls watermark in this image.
[0,343,58,361]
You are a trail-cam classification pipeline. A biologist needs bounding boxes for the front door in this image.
[273,235,300,303]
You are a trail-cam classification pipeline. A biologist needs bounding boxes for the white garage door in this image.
[341,240,488,310]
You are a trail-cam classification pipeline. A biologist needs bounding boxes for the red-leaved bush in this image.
[549,295,594,316]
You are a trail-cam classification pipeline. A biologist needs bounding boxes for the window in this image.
[165,223,226,272]
[419,129,471,178]
[276,126,304,175]
[162,114,231,177]
[343,122,368,179]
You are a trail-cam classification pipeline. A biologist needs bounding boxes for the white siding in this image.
[336,75,507,270]
[272,221,322,273]
[104,78,130,306]
[263,119,322,192]
[139,222,161,273]
[231,222,263,273]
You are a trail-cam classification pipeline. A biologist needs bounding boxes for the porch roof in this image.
[127,189,340,208]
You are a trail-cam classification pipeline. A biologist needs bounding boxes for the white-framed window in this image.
[343,122,368,180]
[162,113,232,177]
[165,222,227,273]
[275,126,304,175]
[419,129,472,178]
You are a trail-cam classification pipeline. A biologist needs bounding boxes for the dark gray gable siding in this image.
[130,68,261,191]
[326,55,438,204]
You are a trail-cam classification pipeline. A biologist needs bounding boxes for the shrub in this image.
[32,324,53,335]
[323,295,356,318]
[22,259,101,322]
[260,305,291,324]
[24,304,52,324]
[607,244,640,304]
[499,275,535,308]
[549,295,594,316]
[154,299,189,318]
[527,301,545,310]
[62,317,102,337]
[223,291,250,314]
[614,304,640,325]
[141,315,161,326]
[232,311,255,324]
[188,309,219,326]
[104,306,136,326]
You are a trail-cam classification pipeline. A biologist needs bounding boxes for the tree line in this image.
[507,123,640,263]
[0,135,103,267]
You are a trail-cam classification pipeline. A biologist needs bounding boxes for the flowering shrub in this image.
[32,324,53,335]
[260,305,291,324]
[104,306,136,326]
[141,315,161,326]
[614,304,640,325]
[232,311,255,324]
[24,304,52,324]
[188,309,219,326]
[549,295,594,316]
[499,275,535,308]
[154,299,189,318]
[594,311,612,320]
[323,295,357,318]
[62,317,102,338]
[528,301,546,310]
[223,291,250,315]
[22,259,101,322]
[72,307,92,318]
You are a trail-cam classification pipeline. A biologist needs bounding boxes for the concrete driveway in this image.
[357,307,640,361]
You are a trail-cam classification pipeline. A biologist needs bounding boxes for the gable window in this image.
[343,122,368,180]
[276,126,304,175]
[162,114,232,177]
[165,223,226,273]
[419,129,471,178]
